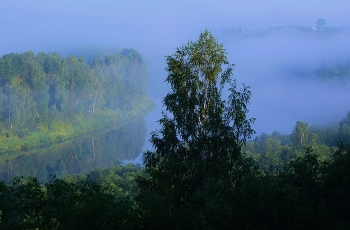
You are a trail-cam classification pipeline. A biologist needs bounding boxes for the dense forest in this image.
[245,111,350,172]
[0,49,153,151]
[1,31,350,229]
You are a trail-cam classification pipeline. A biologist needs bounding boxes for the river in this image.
[0,118,147,182]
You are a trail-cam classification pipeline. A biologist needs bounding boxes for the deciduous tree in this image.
[138,31,255,226]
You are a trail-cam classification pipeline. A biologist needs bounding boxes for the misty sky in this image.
[2,0,350,54]
[2,0,350,143]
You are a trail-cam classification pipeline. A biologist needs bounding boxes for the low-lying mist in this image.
[143,31,350,144]
[220,32,350,135]
[2,0,350,154]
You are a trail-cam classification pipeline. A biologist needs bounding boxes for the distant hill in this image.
[223,21,350,38]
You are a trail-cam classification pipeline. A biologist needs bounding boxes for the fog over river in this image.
[2,0,350,166]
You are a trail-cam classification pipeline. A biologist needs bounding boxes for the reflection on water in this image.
[0,118,146,182]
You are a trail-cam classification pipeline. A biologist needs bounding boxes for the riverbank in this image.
[0,97,154,152]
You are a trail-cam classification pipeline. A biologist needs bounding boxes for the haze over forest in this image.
[2,0,350,154]
[2,2,350,228]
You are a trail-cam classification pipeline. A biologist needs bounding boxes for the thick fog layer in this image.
[2,0,350,155]
[223,33,350,134]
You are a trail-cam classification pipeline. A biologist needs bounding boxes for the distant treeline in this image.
[0,50,153,150]
[226,20,350,38]
[292,59,350,83]
[245,111,350,172]
[315,59,350,81]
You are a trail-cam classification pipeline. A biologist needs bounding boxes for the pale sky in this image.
[1,0,350,54]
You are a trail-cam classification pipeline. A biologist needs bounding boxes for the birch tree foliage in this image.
[141,30,255,199]
[291,121,310,148]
